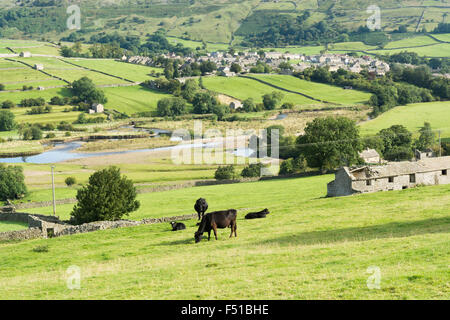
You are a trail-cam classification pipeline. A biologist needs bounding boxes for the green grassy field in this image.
[0,221,28,232]
[202,76,322,107]
[64,59,163,83]
[369,43,450,57]
[249,74,372,105]
[11,105,102,125]
[102,85,171,115]
[359,101,450,138]
[383,36,439,49]
[0,175,449,299]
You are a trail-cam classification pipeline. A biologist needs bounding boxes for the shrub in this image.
[45,133,56,139]
[0,164,28,201]
[2,100,15,109]
[241,163,265,178]
[65,177,77,187]
[214,165,236,180]
[0,84,4,91]
[70,166,140,224]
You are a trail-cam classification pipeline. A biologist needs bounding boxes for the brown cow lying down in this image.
[195,209,237,243]
[245,208,270,219]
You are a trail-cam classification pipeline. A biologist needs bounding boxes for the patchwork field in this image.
[102,85,172,115]
[202,76,322,108]
[64,59,164,83]
[359,101,450,138]
[0,175,449,299]
[248,74,372,105]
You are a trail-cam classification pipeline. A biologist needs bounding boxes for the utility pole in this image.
[51,166,56,217]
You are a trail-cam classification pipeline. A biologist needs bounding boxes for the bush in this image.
[0,164,28,201]
[65,177,77,187]
[2,100,15,109]
[70,167,140,224]
[214,165,236,180]
[279,156,307,175]
[50,96,65,106]
[20,125,43,140]
[241,163,265,178]
[0,84,4,91]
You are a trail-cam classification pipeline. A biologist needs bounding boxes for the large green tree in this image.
[71,77,107,105]
[0,164,27,201]
[0,110,16,131]
[377,125,413,161]
[414,122,435,151]
[297,117,362,172]
[71,167,140,224]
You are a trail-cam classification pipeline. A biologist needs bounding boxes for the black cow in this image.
[245,208,270,219]
[194,198,208,220]
[194,209,237,243]
[170,221,186,231]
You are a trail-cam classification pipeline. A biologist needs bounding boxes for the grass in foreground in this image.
[0,176,448,299]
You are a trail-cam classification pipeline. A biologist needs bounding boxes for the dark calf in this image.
[245,208,270,219]
[170,221,186,231]
[195,209,237,243]
[194,198,209,220]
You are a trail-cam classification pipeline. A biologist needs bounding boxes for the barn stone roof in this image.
[347,156,450,180]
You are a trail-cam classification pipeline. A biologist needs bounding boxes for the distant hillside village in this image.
[122,51,392,77]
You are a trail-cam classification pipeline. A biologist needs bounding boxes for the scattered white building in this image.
[20,51,32,58]
[89,103,104,114]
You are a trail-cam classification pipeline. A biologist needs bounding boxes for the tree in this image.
[242,98,256,112]
[193,92,218,114]
[415,122,435,151]
[157,97,187,117]
[230,63,242,74]
[214,165,236,180]
[0,84,4,91]
[377,125,412,160]
[279,156,307,175]
[71,167,140,224]
[297,117,362,172]
[262,92,283,110]
[71,77,107,105]
[182,79,199,102]
[0,164,27,201]
[0,110,16,131]
[65,177,77,187]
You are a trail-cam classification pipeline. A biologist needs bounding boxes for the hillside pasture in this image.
[359,101,450,138]
[1,175,449,299]
[202,76,321,107]
[65,59,163,83]
[102,85,173,115]
[248,74,372,105]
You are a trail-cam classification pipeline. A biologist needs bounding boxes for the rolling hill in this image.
[0,0,448,46]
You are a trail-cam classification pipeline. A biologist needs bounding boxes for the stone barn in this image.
[359,148,381,164]
[327,156,450,197]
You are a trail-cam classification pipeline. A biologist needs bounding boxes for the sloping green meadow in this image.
[359,101,450,138]
[0,175,449,299]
